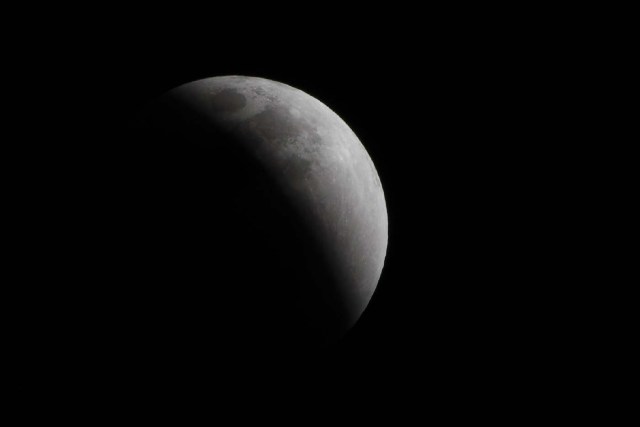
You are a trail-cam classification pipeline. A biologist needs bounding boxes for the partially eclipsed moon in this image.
[139,76,387,343]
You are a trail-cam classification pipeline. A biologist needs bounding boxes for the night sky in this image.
[18,7,579,415]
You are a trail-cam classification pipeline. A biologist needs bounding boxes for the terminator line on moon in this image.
[139,76,387,344]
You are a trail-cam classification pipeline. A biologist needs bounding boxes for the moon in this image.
[135,76,387,348]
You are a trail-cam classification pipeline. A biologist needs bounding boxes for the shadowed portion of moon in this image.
[130,76,387,351]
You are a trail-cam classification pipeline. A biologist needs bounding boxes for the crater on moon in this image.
[210,88,247,113]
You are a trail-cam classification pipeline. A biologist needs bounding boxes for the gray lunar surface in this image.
[166,76,388,330]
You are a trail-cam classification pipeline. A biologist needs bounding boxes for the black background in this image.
[14,6,589,416]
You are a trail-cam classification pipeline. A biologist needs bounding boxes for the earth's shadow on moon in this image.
[116,95,352,361]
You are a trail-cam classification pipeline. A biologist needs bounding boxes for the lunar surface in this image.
[135,76,387,347]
